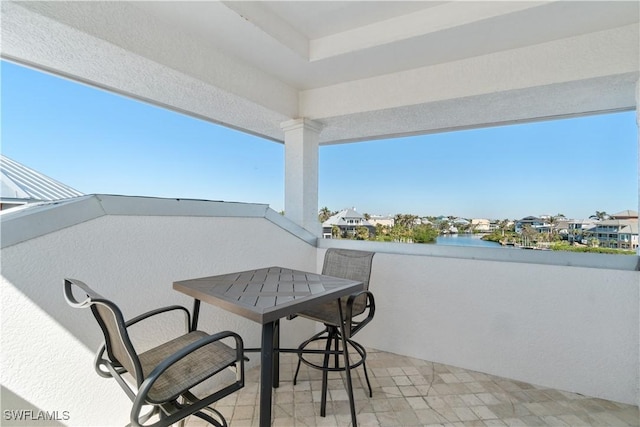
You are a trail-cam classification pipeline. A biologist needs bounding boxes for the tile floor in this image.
[190,347,639,426]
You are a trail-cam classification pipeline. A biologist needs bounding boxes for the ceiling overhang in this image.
[2,1,638,145]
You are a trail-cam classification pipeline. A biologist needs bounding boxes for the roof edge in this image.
[0,194,317,248]
[1,195,104,248]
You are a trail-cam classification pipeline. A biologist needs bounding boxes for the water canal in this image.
[435,234,503,248]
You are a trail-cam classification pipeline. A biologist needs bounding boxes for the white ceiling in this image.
[2,1,639,144]
[131,1,639,89]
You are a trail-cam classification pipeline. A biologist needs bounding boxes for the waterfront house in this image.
[594,210,639,250]
[366,214,395,229]
[568,219,598,244]
[322,207,376,239]
[470,218,492,233]
[554,219,571,239]
[514,216,552,234]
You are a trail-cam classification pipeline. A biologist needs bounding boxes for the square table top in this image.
[173,266,364,324]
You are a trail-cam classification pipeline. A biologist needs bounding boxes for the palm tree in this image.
[549,213,565,239]
[394,214,418,229]
[318,207,333,223]
[520,224,537,247]
[498,219,511,235]
[355,226,370,240]
[589,211,610,221]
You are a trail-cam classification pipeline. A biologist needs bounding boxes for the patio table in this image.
[173,266,364,427]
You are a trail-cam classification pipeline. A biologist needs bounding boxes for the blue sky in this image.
[2,60,637,220]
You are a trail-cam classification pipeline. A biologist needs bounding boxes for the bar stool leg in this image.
[320,327,334,417]
[294,327,324,385]
[338,308,357,427]
[362,358,373,397]
[293,357,302,386]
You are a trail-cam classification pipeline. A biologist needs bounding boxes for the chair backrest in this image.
[322,249,375,315]
[64,279,144,386]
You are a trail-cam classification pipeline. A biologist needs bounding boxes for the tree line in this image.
[319,208,439,243]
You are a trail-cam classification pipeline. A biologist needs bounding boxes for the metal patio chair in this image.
[64,278,244,427]
[292,248,375,427]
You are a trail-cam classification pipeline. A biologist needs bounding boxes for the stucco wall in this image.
[355,251,639,406]
[2,203,638,426]
[1,214,317,426]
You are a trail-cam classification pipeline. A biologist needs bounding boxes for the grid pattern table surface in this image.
[174,266,363,324]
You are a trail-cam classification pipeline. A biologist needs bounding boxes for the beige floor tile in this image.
[477,392,504,405]
[453,406,480,422]
[460,393,485,406]
[399,385,420,397]
[588,411,635,426]
[615,407,640,426]
[484,420,508,427]
[472,405,499,421]
[186,348,637,427]
[414,408,447,424]
[356,412,380,427]
[405,396,429,410]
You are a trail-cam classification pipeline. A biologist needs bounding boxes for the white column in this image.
[281,118,323,235]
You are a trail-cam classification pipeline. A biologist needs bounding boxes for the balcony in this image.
[1,195,638,425]
[1,2,638,425]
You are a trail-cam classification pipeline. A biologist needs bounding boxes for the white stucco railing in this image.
[1,195,638,425]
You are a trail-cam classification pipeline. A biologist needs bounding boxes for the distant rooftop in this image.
[0,155,84,208]
[323,207,370,227]
[612,210,639,219]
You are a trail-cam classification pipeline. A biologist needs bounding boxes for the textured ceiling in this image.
[2,1,638,144]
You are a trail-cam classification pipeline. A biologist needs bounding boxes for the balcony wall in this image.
[1,195,638,425]
[327,241,639,406]
[0,195,320,425]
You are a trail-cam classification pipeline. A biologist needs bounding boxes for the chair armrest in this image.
[125,305,192,333]
[132,331,244,427]
[344,290,375,338]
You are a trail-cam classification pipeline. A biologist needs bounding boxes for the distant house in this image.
[594,210,639,250]
[322,207,375,239]
[0,155,84,211]
[433,216,463,234]
[452,217,470,228]
[515,216,551,234]
[367,215,394,228]
[554,219,570,238]
[470,218,491,233]
[567,219,597,243]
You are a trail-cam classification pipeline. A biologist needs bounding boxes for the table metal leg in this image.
[191,299,201,332]
[260,321,275,427]
[272,319,280,388]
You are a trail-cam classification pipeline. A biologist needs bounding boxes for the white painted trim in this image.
[2,194,637,271]
[318,237,640,272]
[0,194,298,248]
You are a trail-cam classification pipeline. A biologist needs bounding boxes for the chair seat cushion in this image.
[138,330,236,403]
